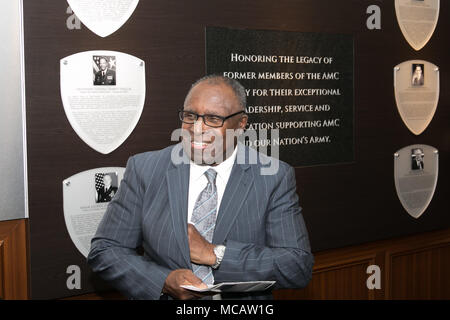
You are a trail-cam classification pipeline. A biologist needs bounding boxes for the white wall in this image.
[0,0,27,221]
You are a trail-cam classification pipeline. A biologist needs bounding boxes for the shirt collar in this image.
[189,146,238,182]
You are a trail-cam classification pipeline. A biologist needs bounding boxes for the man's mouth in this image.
[191,141,212,150]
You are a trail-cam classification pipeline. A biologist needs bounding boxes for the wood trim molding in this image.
[0,240,4,299]
[313,253,377,272]
[0,219,28,300]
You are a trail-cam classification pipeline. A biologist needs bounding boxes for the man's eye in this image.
[184,113,196,120]
[206,116,222,123]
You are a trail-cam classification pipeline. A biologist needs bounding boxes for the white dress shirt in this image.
[187,146,238,225]
[188,147,236,293]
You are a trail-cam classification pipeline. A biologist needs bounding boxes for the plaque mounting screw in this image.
[394,153,399,158]
[394,67,400,71]
[140,61,144,67]
[64,180,71,186]
[434,67,439,72]
[63,60,68,65]
[433,150,439,154]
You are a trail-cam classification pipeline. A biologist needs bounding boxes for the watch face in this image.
[212,245,226,269]
[215,245,226,255]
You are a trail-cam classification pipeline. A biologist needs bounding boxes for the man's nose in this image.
[193,117,207,134]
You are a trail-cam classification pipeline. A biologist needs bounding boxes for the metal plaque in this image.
[395,0,440,51]
[60,51,145,154]
[67,0,139,38]
[63,167,125,257]
[394,145,438,219]
[394,60,439,135]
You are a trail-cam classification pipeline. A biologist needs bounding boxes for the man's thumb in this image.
[185,271,207,289]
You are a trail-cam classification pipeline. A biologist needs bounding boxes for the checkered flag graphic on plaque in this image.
[95,173,105,191]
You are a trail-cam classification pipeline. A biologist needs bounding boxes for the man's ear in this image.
[239,114,248,130]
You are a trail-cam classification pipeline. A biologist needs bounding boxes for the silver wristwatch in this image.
[211,245,226,269]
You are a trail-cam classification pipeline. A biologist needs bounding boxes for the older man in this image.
[87,75,313,300]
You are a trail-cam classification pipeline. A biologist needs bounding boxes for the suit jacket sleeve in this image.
[213,165,314,289]
[87,156,171,300]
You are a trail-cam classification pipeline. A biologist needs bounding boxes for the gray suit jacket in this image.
[87,143,314,300]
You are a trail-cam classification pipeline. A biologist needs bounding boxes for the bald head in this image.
[185,75,246,111]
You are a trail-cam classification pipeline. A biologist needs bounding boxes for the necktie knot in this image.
[205,168,217,185]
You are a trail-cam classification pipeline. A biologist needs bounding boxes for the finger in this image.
[188,223,201,235]
[183,271,208,289]
[185,277,208,289]
[194,282,208,289]
[187,224,195,239]
[183,271,202,284]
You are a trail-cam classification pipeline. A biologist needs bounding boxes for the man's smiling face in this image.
[181,81,247,165]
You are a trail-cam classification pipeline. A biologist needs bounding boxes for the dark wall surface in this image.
[23,0,450,299]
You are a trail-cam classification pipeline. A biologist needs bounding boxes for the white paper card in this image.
[63,167,125,257]
[67,0,139,37]
[60,51,145,154]
[181,281,276,293]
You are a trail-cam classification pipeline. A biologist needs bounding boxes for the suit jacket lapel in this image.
[213,161,254,245]
[166,161,191,268]
[165,143,254,265]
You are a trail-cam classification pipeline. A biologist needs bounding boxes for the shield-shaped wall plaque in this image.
[395,0,439,51]
[63,167,125,257]
[60,51,145,154]
[67,0,139,37]
[394,145,438,219]
[394,60,439,135]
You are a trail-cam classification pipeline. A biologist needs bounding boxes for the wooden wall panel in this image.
[0,240,4,299]
[275,256,377,300]
[64,228,450,300]
[0,219,28,300]
[387,244,450,299]
[273,228,450,300]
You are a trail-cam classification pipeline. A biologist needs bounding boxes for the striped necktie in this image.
[191,168,218,285]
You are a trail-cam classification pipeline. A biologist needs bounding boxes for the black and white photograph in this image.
[411,63,424,86]
[95,172,118,203]
[93,55,116,85]
[411,148,425,171]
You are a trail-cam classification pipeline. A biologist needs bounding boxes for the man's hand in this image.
[162,269,208,300]
[187,223,216,266]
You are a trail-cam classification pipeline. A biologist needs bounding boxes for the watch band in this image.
[211,245,226,269]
